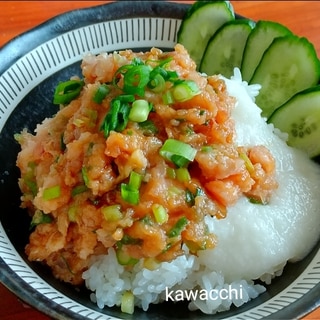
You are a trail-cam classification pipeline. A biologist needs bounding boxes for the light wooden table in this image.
[0,1,319,319]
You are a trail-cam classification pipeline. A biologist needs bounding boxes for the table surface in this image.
[0,1,320,319]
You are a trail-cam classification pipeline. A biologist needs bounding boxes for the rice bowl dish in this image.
[13,43,320,316]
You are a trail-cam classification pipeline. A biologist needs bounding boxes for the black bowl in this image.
[0,2,319,319]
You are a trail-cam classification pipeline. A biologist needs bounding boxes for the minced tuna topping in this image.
[15,44,278,285]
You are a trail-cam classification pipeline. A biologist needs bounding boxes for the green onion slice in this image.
[123,65,151,97]
[93,84,110,104]
[100,99,130,138]
[122,289,135,316]
[162,91,174,105]
[120,171,143,205]
[121,183,140,205]
[148,73,166,93]
[116,248,139,267]
[129,99,151,123]
[138,120,158,136]
[167,216,188,238]
[30,210,53,229]
[71,184,88,197]
[239,152,255,173]
[53,79,84,105]
[112,64,133,88]
[81,167,90,187]
[152,204,168,224]
[172,80,200,102]
[132,57,144,66]
[159,139,197,168]
[175,167,191,182]
[102,205,123,221]
[115,102,130,132]
[25,179,38,197]
[42,185,61,200]
[128,171,143,190]
[117,94,135,103]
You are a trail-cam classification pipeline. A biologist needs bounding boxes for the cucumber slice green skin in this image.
[177,1,235,69]
[241,20,293,82]
[200,19,255,78]
[268,86,320,158]
[250,35,320,119]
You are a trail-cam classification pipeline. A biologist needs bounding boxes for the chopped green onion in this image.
[113,64,133,88]
[60,133,66,152]
[159,139,197,168]
[185,189,195,207]
[68,206,77,222]
[140,215,153,225]
[117,94,135,103]
[25,179,38,197]
[23,162,38,196]
[121,291,135,314]
[73,118,85,127]
[86,142,94,156]
[138,120,158,136]
[121,183,139,205]
[71,184,88,197]
[86,109,98,127]
[171,154,191,168]
[128,171,143,190]
[143,257,160,270]
[167,216,188,238]
[158,56,173,67]
[53,79,84,105]
[30,210,53,229]
[115,102,130,132]
[168,186,184,198]
[186,187,205,207]
[129,99,151,123]
[123,65,151,97]
[92,84,110,103]
[239,152,255,174]
[100,99,130,138]
[81,167,90,187]
[152,204,168,224]
[162,90,174,105]
[201,146,213,153]
[166,167,176,179]
[248,197,266,205]
[171,80,200,102]
[120,171,143,205]
[175,167,191,182]
[164,70,179,82]
[149,65,167,79]
[42,185,61,200]
[120,234,142,245]
[132,57,144,66]
[14,133,22,143]
[195,187,205,197]
[116,248,139,266]
[101,205,123,221]
[148,73,166,93]
[146,56,173,68]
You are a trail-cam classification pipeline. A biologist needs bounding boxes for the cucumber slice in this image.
[250,35,320,119]
[241,20,292,82]
[200,19,255,78]
[268,86,320,158]
[177,1,235,68]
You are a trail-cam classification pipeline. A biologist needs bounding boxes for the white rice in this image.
[82,68,320,314]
